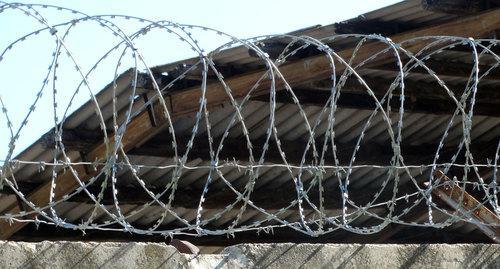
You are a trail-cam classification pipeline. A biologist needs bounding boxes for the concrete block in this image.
[0,241,498,268]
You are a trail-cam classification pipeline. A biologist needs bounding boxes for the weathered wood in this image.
[422,0,489,15]
[61,179,429,211]
[253,86,500,117]
[45,127,489,166]
[0,106,165,239]
[168,8,500,116]
[39,127,496,173]
[334,19,416,36]
[131,136,392,165]
[374,59,500,81]
[131,137,489,166]
[0,164,91,239]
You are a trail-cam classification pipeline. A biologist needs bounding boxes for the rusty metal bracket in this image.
[430,170,500,243]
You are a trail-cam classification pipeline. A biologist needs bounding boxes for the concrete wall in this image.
[0,241,498,268]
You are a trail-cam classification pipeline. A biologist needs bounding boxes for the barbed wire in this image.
[0,2,499,239]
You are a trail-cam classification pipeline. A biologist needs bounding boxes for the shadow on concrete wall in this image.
[219,243,500,268]
[3,241,500,268]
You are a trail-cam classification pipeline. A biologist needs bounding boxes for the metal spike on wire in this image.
[0,2,498,238]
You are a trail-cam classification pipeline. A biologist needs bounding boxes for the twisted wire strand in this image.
[0,2,498,238]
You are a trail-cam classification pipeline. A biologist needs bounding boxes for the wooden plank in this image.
[2,9,500,239]
[170,8,500,116]
[0,164,90,239]
[0,105,167,239]
[254,86,500,117]
[130,138,496,167]
[374,59,500,81]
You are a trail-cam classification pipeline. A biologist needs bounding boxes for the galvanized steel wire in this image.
[0,2,499,238]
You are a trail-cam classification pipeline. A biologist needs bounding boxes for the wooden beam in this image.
[40,129,102,153]
[422,0,489,15]
[334,19,416,36]
[374,59,500,81]
[0,164,92,239]
[254,86,500,117]
[3,8,500,239]
[131,137,495,166]
[168,8,500,116]
[44,129,491,167]
[62,185,348,210]
[0,109,162,239]
[285,75,500,116]
[131,136,394,165]
[60,180,426,211]
[42,122,498,171]
[1,169,427,212]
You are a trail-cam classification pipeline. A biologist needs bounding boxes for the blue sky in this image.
[0,0,400,160]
